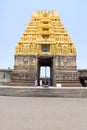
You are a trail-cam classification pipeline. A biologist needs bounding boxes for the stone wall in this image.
[78,69,87,77]
[0,69,12,86]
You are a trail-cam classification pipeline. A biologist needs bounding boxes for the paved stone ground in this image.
[0,96,87,130]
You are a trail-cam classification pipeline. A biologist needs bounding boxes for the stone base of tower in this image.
[9,55,38,86]
[9,55,82,87]
[54,70,82,87]
[9,71,82,87]
[9,70,36,86]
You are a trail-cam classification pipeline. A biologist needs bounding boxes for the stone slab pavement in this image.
[0,96,87,130]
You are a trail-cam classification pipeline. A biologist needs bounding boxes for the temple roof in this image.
[15,10,76,55]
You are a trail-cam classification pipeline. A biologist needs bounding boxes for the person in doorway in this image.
[42,80,44,86]
[35,79,38,87]
[48,80,50,86]
[40,80,42,86]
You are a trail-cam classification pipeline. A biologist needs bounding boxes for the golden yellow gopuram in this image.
[15,10,76,55]
[10,10,81,87]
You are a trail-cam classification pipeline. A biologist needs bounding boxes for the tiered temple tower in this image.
[10,10,81,87]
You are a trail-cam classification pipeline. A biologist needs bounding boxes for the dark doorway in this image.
[38,56,53,86]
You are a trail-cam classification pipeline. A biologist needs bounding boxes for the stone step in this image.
[9,83,34,86]
[0,86,87,98]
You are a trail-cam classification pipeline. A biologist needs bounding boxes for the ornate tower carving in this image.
[15,10,76,56]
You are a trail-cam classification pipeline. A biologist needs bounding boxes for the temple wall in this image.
[0,69,12,86]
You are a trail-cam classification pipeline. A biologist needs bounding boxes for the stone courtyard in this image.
[0,96,87,130]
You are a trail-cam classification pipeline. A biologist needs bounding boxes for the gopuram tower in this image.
[10,10,81,87]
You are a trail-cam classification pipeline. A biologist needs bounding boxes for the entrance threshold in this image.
[0,86,84,89]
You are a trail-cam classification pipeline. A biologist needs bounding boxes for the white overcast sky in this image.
[0,0,87,69]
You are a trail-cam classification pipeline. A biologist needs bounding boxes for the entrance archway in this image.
[38,56,53,86]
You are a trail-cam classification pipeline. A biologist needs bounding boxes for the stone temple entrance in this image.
[38,56,53,86]
[10,10,82,87]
